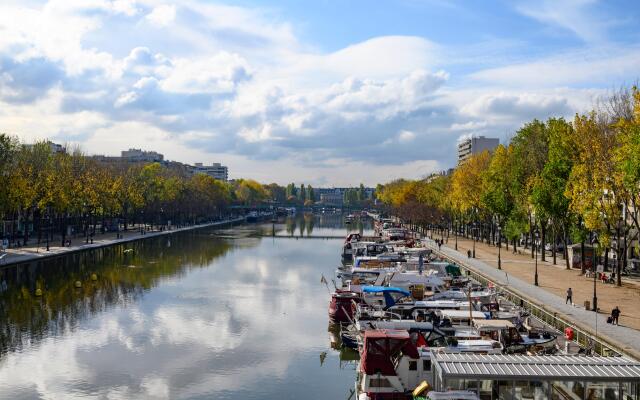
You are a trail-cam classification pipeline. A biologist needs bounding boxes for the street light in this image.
[472,222,477,258]
[497,226,502,270]
[454,218,458,251]
[591,234,599,312]
[534,228,540,286]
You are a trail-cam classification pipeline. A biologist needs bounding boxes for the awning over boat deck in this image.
[473,319,515,329]
[362,286,411,296]
[431,352,640,382]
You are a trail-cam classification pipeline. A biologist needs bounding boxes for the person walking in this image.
[566,287,573,304]
[611,306,621,325]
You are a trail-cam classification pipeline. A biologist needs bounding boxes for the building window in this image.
[409,361,417,371]
[423,360,431,371]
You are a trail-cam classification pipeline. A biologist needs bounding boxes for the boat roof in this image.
[426,391,480,400]
[362,286,411,296]
[364,329,410,340]
[431,353,640,381]
[473,319,515,329]
[439,310,487,319]
[361,320,435,330]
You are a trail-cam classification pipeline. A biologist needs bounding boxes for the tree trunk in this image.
[61,213,67,247]
[541,222,546,262]
[552,225,557,265]
[563,228,570,270]
[581,240,585,274]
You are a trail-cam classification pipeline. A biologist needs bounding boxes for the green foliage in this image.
[0,137,244,239]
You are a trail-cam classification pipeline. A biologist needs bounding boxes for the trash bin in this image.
[584,300,590,310]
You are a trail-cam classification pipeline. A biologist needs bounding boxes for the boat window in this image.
[422,360,431,371]
[409,360,417,371]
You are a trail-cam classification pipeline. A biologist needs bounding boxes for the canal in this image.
[0,213,370,399]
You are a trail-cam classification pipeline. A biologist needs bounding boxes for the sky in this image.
[0,0,639,186]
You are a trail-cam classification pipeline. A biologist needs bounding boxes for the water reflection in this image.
[0,215,370,399]
[278,212,365,237]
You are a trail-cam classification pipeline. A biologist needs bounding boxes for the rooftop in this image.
[432,352,640,381]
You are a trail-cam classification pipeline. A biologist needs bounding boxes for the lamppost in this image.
[472,222,477,258]
[591,234,599,312]
[454,218,458,251]
[534,228,540,286]
[497,225,502,270]
[45,208,50,251]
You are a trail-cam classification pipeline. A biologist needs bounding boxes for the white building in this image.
[189,162,228,181]
[457,136,499,164]
[25,141,66,154]
[121,148,164,163]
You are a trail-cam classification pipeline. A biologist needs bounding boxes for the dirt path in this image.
[437,235,640,331]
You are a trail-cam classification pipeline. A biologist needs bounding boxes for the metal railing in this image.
[432,247,627,358]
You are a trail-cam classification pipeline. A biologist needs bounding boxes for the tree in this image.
[482,144,516,236]
[615,87,640,234]
[306,185,315,203]
[530,118,576,268]
[235,179,269,206]
[566,110,627,284]
[299,184,306,202]
[449,151,491,222]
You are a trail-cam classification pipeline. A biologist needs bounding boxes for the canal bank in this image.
[424,237,640,361]
[0,217,246,268]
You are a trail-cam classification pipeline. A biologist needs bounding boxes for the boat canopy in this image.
[473,319,515,330]
[362,286,411,295]
[445,264,462,277]
[362,285,411,309]
[361,330,419,376]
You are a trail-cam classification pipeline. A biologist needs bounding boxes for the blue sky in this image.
[0,0,639,186]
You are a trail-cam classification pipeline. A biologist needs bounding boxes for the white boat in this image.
[356,329,501,400]
[472,319,557,354]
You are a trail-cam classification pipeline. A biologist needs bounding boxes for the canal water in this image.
[0,213,370,399]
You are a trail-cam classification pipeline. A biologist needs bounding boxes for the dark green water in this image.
[0,213,370,399]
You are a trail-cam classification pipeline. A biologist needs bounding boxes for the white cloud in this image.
[470,46,640,88]
[450,121,488,131]
[160,52,251,94]
[514,0,607,43]
[0,0,636,185]
[397,130,416,143]
[145,4,176,27]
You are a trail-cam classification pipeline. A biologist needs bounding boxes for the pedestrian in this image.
[566,287,573,304]
[611,306,621,325]
[438,240,442,251]
[467,249,471,258]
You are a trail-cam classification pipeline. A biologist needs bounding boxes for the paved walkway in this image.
[0,218,244,267]
[425,237,640,360]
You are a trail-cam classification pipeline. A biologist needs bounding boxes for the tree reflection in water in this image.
[0,232,234,356]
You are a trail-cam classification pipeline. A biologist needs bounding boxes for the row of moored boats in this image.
[328,216,559,400]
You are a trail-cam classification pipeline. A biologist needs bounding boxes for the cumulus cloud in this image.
[462,93,572,121]
[0,0,636,184]
[145,4,176,27]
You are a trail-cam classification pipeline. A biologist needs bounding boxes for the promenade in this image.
[0,218,244,267]
[425,236,640,360]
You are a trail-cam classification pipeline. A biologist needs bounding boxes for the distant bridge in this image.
[257,234,346,240]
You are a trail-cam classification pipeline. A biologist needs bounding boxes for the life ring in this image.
[564,327,574,341]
